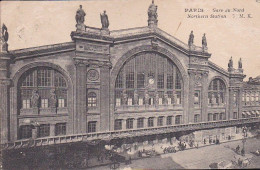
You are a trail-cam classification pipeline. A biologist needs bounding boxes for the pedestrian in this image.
[241,148,245,156]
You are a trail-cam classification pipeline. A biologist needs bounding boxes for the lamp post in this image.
[241,126,248,156]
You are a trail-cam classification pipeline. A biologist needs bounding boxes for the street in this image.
[91,137,260,169]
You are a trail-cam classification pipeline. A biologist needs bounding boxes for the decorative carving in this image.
[83,43,109,54]
[49,89,57,108]
[195,73,202,87]
[87,69,99,81]
[151,37,159,49]
[100,10,109,29]
[31,89,39,108]
[190,57,208,65]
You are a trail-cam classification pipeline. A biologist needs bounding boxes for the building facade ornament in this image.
[31,89,40,108]
[1,24,9,52]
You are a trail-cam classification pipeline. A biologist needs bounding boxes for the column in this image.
[75,60,87,133]
[188,70,195,123]
[144,118,148,128]
[201,72,209,122]
[154,117,158,127]
[0,80,10,143]
[228,88,234,120]
[100,64,111,131]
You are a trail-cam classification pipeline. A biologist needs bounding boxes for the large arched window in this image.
[18,67,68,111]
[115,52,183,107]
[208,78,226,106]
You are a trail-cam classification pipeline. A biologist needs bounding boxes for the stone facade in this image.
[0,9,260,145]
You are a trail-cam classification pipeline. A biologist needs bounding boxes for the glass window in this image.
[194,114,200,123]
[55,123,66,136]
[157,116,164,126]
[87,92,97,108]
[88,121,96,133]
[157,75,164,89]
[137,73,145,88]
[138,98,143,105]
[148,117,154,127]
[159,98,163,105]
[233,112,237,119]
[208,113,213,121]
[19,67,68,111]
[58,99,65,108]
[114,119,122,130]
[126,119,134,129]
[166,116,172,125]
[38,124,50,137]
[19,125,32,139]
[175,115,181,124]
[116,98,121,106]
[137,118,144,128]
[208,79,226,106]
[213,113,218,121]
[41,99,48,108]
[22,99,31,109]
[127,98,133,106]
[114,53,183,108]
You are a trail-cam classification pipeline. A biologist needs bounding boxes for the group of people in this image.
[235,145,245,156]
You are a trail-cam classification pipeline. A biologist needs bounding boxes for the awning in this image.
[250,111,256,117]
[256,110,260,116]
[246,111,251,116]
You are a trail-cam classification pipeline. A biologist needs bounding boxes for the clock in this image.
[148,78,155,85]
[87,69,99,81]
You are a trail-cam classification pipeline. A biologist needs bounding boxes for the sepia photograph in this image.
[0,0,260,169]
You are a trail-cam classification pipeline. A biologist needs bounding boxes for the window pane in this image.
[55,123,66,135]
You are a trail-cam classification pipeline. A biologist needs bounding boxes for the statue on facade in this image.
[134,90,139,105]
[172,91,177,104]
[1,24,9,51]
[188,31,194,47]
[148,0,158,26]
[202,33,208,49]
[155,91,159,105]
[145,90,150,105]
[164,92,168,105]
[100,10,109,29]
[123,89,128,105]
[49,89,57,108]
[238,58,242,69]
[75,5,86,31]
[228,56,233,68]
[31,90,39,108]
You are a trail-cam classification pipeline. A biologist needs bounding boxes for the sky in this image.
[1,0,260,79]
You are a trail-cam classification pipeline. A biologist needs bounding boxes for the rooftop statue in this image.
[100,10,109,29]
[1,24,9,51]
[75,5,86,25]
[148,0,158,26]
[202,33,207,47]
[228,56,233,68]
[238,58,242,69]
[188,31,194,46]
[75,5,86,31]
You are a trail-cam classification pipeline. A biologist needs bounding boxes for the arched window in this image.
[87,92,97,109]
[115,52,183,107]
[208,78,226,106]
[19,67,68,111]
